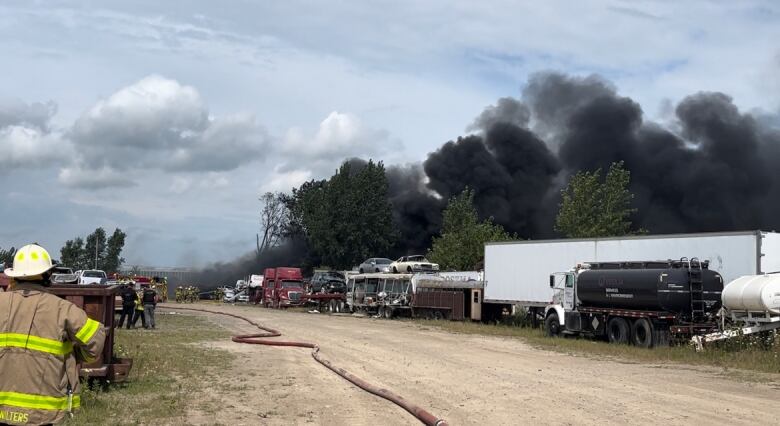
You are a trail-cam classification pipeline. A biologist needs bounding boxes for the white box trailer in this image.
[483,231,780,318]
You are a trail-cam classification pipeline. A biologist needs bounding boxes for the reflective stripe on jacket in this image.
[0,283,106,425]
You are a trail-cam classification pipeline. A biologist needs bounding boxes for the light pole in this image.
[94,235,98,270]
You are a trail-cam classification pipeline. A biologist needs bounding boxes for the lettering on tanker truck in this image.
[600,277,635,299]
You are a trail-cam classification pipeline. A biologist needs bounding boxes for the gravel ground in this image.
[165,303,780,426]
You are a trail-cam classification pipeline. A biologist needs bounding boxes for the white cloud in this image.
[260,168,312,193]
[280,111,401,176]
[169,176,192,194]
[63,75,269,188]
[0,98,68,170]
[0,99,57,130]
[58,166,135,189]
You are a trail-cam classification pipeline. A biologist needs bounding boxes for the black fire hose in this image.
[161,305,448,426]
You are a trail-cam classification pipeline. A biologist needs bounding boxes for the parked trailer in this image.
[344,273,484,320]
[484,230,780,321]
[49,284,133,381]
[545,259,723,347]
[692,274,780,350]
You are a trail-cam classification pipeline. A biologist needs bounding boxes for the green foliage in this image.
[555,161,642,238]
[0,246,15,268]
[60,228,127,272]
[428,188,514,270]
[284,160,396,270]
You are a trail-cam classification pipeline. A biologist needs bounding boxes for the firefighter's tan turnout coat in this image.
[0,283,106,425]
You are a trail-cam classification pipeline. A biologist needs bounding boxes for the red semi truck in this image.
[262,267,306,308]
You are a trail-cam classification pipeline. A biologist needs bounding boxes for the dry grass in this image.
[417,319,780,377]
[67,312,235,425]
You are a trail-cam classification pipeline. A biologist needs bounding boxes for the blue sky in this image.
[1,0,779,267]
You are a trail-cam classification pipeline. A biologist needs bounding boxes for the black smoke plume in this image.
[196,71,780,281]
[391,71,780,251]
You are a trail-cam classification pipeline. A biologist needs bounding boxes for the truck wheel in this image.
[544,312,561,337]
[407,266,413,273]
[393,267,398,273]
[378,306,386,319]
[328,299,337,313]
[433,310,444,320]
[359,268,364,273]
[607,317,630,344]
[384,307,393,319]
[631,318,654,348]
[338,301,346,313]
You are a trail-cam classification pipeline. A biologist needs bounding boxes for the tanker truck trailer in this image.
[544,258,723,347]
[484,230,780,323]
[691,274,780,350]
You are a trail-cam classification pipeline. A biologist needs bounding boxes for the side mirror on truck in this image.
[549,275,555,288]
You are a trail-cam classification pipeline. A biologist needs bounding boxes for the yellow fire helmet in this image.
[4,244,54,278]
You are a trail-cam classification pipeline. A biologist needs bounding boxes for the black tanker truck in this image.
[544,258,724,347]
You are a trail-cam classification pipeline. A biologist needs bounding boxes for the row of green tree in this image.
[257,159,640,271]
[0,228,127,273]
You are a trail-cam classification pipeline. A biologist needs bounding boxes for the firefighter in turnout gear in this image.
[0,244,107,425]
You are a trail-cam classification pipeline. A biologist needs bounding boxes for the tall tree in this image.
[555,161,640,238]
[104,228,127,273]
[60,238,85,269]
[83,228,107,270]
[60,228,127,272]
[257,192,288,255]
[0,246,15,268]
[428,188,514,270]
[285,160,396,270]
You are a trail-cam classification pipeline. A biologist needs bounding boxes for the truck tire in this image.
[544,312,561,337]
[631,318,654,348]
[378,306,386,318]
[407,266,413,273]
[393,267,398,273]
[384,307,393,319]
[328,299,337,313]
[607,317,630,344]
[359,268,364,273]
[337,300,346,313]
[433,310,444,320]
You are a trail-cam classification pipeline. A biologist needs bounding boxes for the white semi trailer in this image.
[483,231,780,322]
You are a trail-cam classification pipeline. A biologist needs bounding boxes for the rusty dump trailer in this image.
[49,284,133,382]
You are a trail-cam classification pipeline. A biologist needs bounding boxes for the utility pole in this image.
[94,235,98,270]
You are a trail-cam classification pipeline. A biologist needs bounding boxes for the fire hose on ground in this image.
[161,306,448,426]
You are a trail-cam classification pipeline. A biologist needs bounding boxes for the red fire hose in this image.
[162,306,448,426]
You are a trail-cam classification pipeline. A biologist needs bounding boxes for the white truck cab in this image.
[544,268,580,330]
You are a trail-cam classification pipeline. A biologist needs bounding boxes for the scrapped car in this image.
[78,269,107,285]
[310,271,346,293]
[358,258,393,273]
[390,255,439,273]
[51,266,79,284]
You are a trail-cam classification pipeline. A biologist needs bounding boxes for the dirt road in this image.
[166,304,780,425]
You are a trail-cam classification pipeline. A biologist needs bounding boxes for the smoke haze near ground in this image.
[195,71,780,282]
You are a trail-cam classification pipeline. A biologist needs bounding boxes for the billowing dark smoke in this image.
[196,71,780,279]
[190,239,307,290]
[390,71,780,249]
